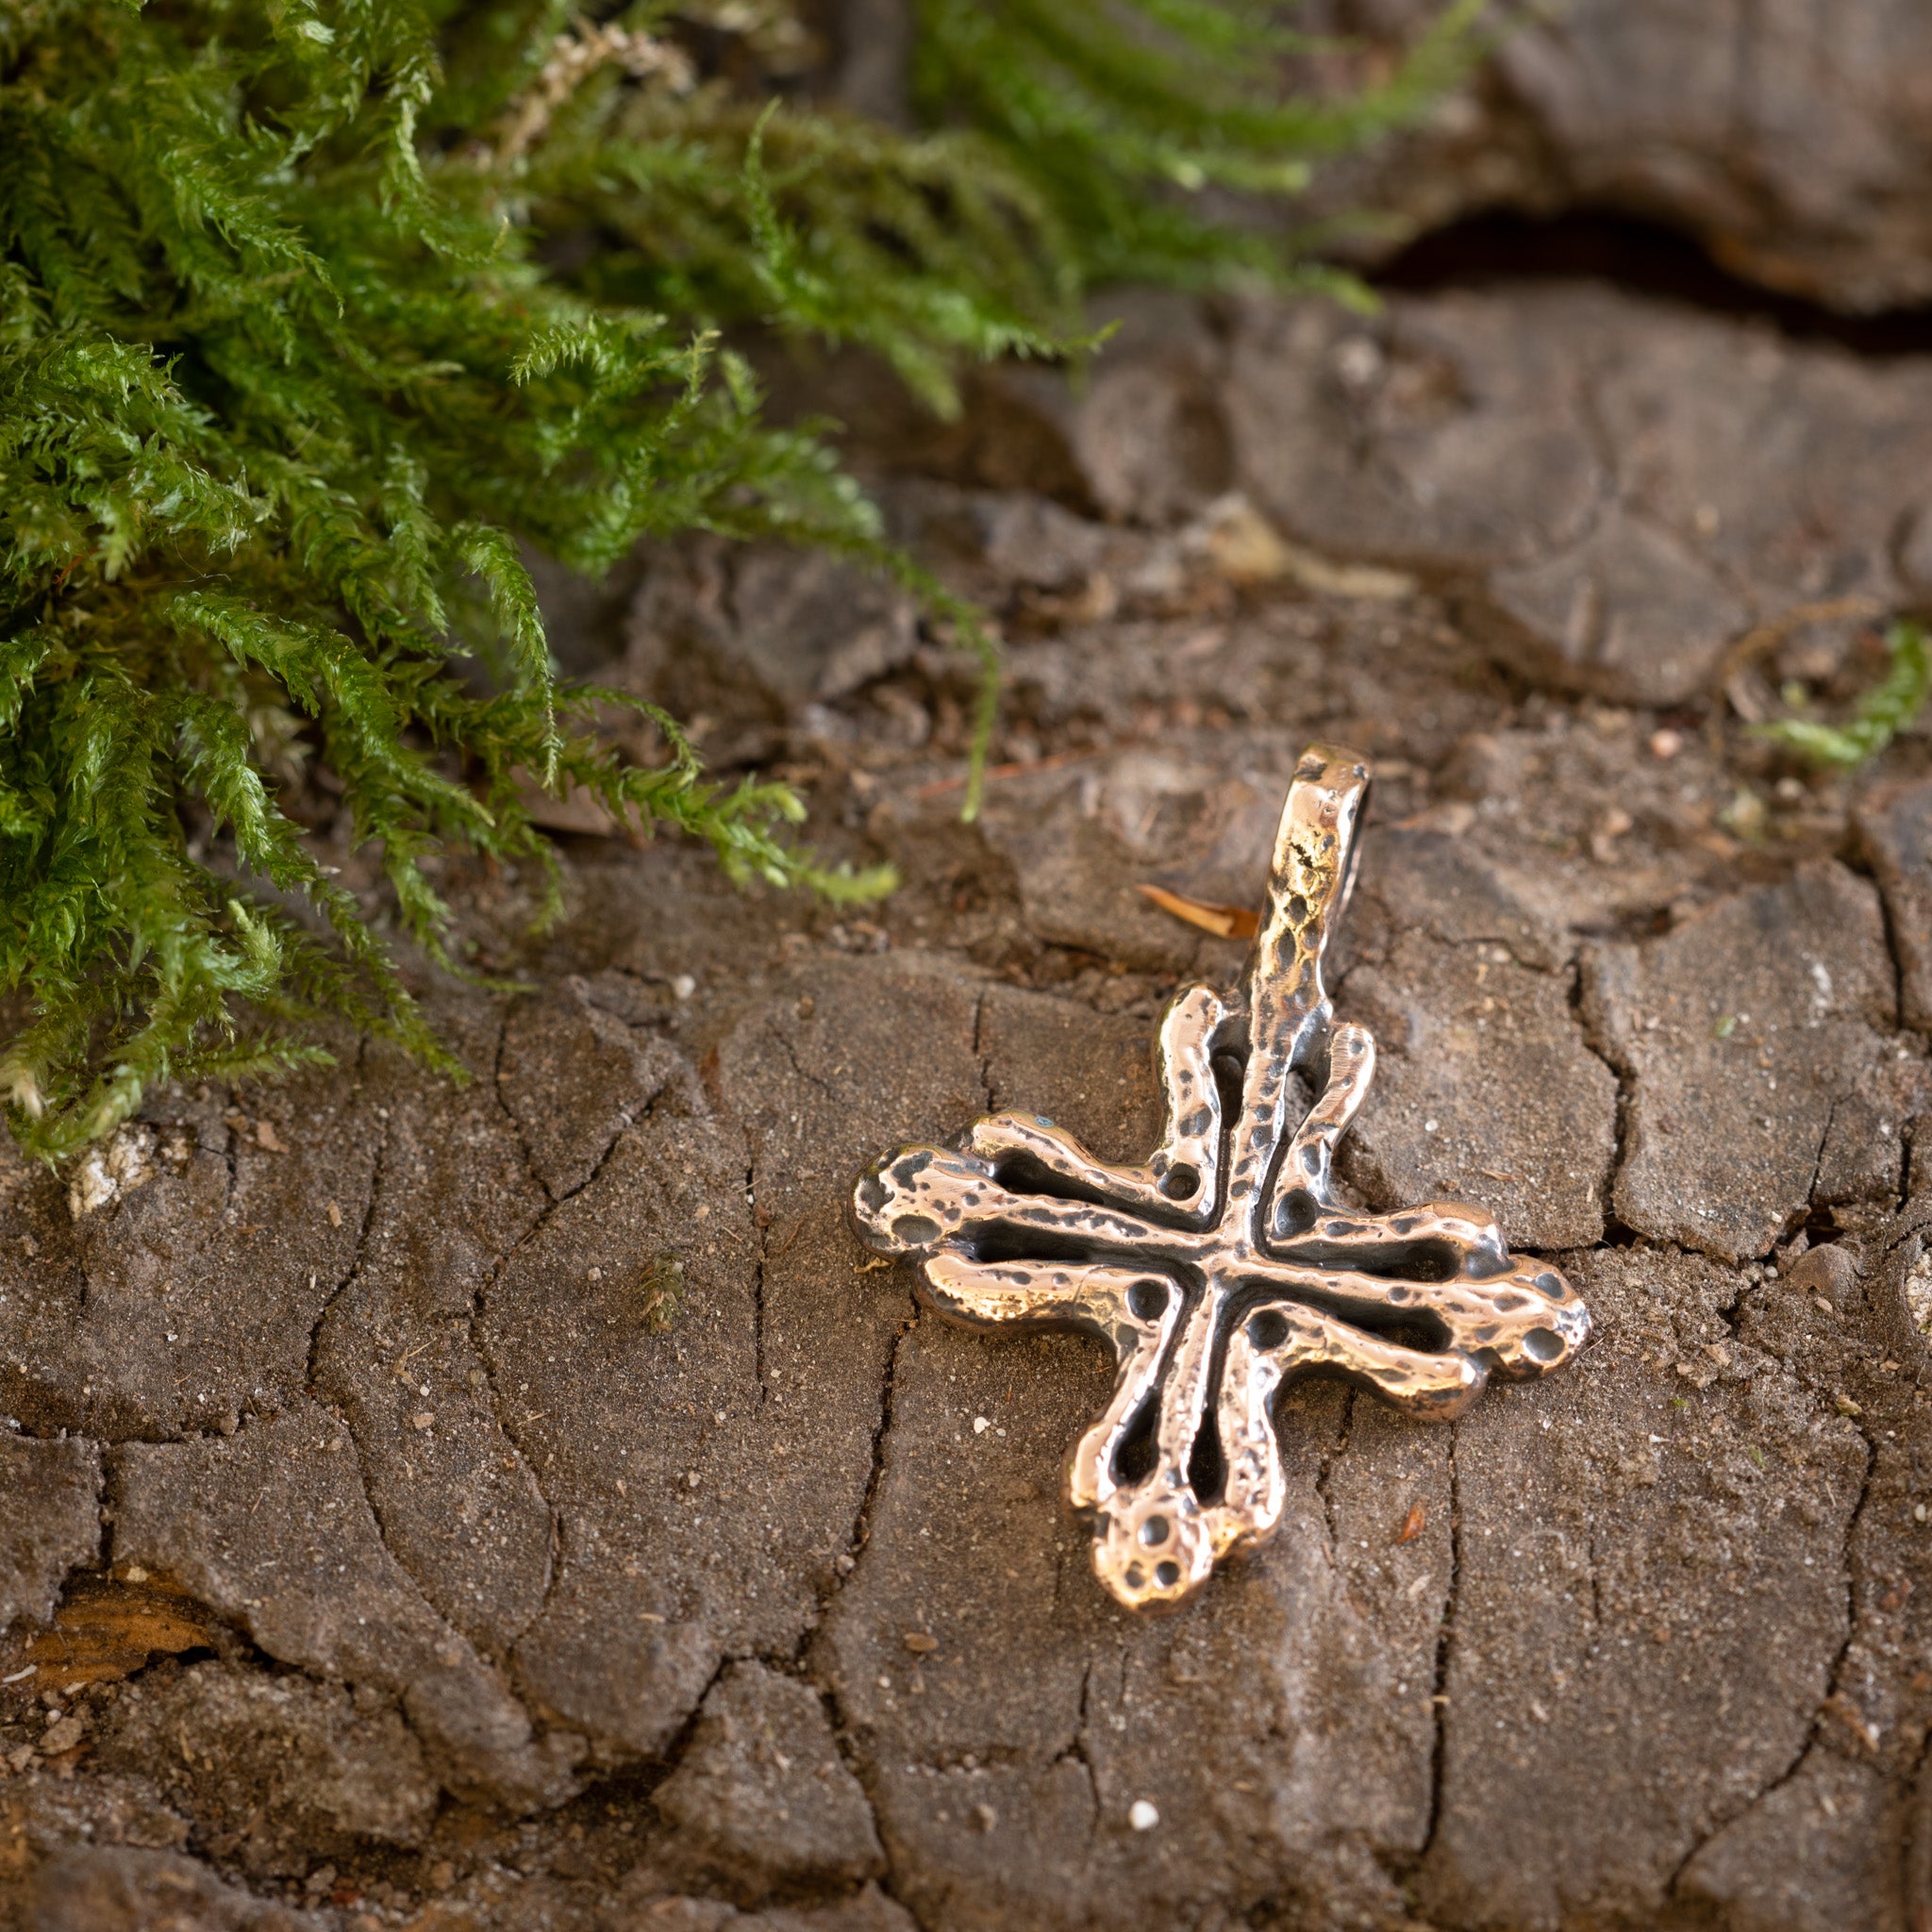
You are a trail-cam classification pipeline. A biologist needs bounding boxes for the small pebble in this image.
[973,1416,991,1435]
[40,1715,84,1755]
[1333,336,1382,389]
[1649,728,1683,759]
[1129,1799,1159,1831]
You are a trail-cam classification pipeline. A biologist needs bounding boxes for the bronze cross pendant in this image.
[852,744,1591,1611]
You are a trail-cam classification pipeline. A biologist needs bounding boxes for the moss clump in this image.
[1,0,1476,1156]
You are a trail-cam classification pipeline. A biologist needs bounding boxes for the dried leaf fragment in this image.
[0,1574,222,1688]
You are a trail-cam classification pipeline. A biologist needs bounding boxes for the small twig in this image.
[490,21,693,165]
[1720,594,1883,724]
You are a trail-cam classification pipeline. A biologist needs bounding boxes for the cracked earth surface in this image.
[13,266,1932,1929]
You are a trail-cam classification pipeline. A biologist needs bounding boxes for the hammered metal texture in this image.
[851,744,1592,1611]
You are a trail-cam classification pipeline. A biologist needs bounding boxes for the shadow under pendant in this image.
[851,743,1591,1611]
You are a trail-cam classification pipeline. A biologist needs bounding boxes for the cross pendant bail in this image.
[1231,743,1370,1248]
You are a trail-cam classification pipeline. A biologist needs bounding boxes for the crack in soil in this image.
[1848,842,1915,1043]
[467,1009,693,1633]
[1665,1412,1881,1900]
[298,1024,558,1665]
[843,1303,916,1580]
[491,994,666,1211]
[1572,950,1636,1238]
[464,1004,561,1644]
[771,1291,924,1791]
[475,1012,563,1472]
[302,1050,384,1403]
[1419,1416,1462,1874]
[1804,1095,1840,1226]
[787,1295,941,1931]
[1315,1388,1357,1567]
[1073,1656,1104,1846]
[767,1017,839,1106]
[298,1095,512,1663]
[489,1001,542,1196]
[809,1664,934,1932]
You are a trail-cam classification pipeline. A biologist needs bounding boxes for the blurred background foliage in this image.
[0,0,1480,1156]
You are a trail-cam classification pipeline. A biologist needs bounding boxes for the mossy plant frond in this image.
[911,0,1490,290]
[533,88,1079,419]
[1757,621,1932,770]
[1,0,897,1158]
[3,0,1474,1157]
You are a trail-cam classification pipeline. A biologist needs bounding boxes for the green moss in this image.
[1,0,1476,1156]
[1757,621,1931,770]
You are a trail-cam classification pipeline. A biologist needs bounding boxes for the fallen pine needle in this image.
[1136,883,1260,940]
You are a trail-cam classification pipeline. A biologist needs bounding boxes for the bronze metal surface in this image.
[852,745,1591,1611]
